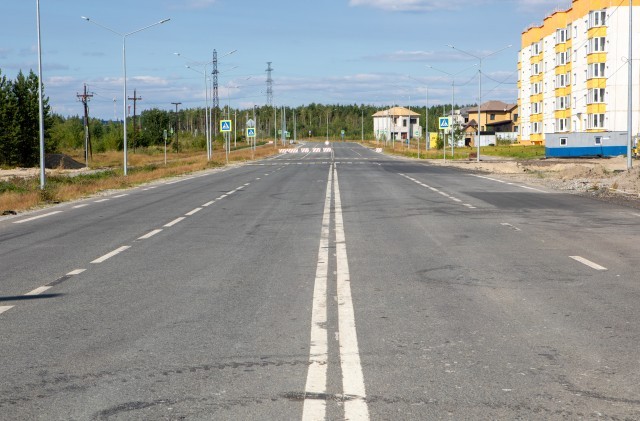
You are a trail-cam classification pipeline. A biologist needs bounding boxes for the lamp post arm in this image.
[125,18,170,38]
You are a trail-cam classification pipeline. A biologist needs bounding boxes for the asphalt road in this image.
[1,142,639,420]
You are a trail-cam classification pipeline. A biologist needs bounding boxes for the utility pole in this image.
[128,89,142,152]
[212,49,219,139]
[171,102,182,153]
[76,83,94,167]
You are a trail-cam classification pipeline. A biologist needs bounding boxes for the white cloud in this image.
[349,0,483,12]
[349,0,571,13]
[179,0,217,10]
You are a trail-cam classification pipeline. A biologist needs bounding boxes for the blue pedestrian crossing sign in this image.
[246,127,256,138]
[220,120,232,132]
[439,117,450,130]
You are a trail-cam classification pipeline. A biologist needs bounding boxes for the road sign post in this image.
[221,120,232,163]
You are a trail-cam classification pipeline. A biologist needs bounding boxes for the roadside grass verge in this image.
[1,144,279,213]
[360,140,545,160]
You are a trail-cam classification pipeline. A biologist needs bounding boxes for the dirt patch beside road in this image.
[427,156,640,204]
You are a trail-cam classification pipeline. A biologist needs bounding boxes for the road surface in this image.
[1,142,639,420]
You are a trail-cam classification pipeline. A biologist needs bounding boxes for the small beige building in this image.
[373,107,421,142]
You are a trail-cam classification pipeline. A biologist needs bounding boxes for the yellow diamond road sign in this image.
[220,120,232,132]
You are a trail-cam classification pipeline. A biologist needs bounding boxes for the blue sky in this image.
[2,0,572,119]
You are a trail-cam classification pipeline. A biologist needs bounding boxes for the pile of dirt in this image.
[45,154,85,170]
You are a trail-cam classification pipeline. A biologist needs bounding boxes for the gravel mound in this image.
[44,154,85,170]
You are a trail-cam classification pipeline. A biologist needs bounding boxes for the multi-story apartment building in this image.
[518,0,639,155]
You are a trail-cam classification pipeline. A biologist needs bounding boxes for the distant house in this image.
[464,101,518,146]
[373,107,422,142]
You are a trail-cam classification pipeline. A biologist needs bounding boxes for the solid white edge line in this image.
[570,256,607,271]
[138,229,163,240]
[67,269,86,276]
[185,208,202,216]
[0,306,14,315]
[164,217,186,227]
[13,211,63,224]
[91,246,131,264]
[302,164,332,421]
[25,286,52,296]
[333,165,370,420]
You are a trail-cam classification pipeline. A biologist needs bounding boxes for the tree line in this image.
[1,67,473,167]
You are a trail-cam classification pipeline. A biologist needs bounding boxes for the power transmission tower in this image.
[76,83,93,166]
[266,62,273,107]
[212,49,219,137]
[128,89,142,151]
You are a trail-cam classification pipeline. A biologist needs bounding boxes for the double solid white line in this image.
[302,164,369,421]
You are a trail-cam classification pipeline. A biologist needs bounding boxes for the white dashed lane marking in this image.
[138,229,163,240]
[399,173,473,209]
[164,217,186,227]
[91,246,131,264]
[13,211,63,224]
[73,204,89,209]
[25,286,52,296]
[185,208,202,216]
[570,256,607,271]
[472,175,547,193]
[67,269,86,276]
[0,306,14,315]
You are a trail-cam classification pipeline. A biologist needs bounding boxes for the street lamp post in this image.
[172,102,181,153]
[82,16,170,175]
[36,0,45,189]
[446,43,511,162]
[426,64,477,159]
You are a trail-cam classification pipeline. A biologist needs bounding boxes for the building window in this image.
[588,88,606,104]
[588,113,605,129]
[402,119,407,127]
[588,37,606,54]
[532,41,542,56]
[556,118,570,132]
[514,113,519,122]
[531,82,542,95]
[556,95,571,110]
[555,73,571,88]
[514,126,519,133]
[587,62,606,79]
[556,27,569,44]
[556,50,571,66]
[532,122,541,134]
[531,62,541,75]
[490,114,496,121]
[595,136,602,145]
[589,10,607,28]
[560,137,568,146]
[532,102,542,114]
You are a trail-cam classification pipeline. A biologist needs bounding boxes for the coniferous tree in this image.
[0,70,18,165]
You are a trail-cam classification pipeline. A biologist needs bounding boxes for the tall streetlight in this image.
[627,0,633,169]
[184,64,211,159]
[406,75,431,156]
[446,43,511,162]
[426,64,477,159]
[36,0,45,189]
[81,16,170,175]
